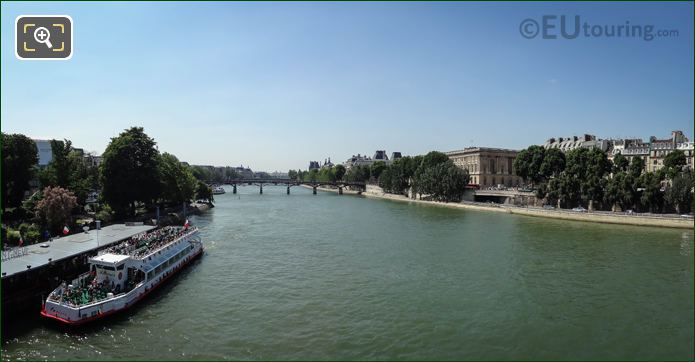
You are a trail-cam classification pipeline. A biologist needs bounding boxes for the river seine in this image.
[2,185,693,360]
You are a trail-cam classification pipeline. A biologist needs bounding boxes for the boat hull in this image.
[41,246,203,326]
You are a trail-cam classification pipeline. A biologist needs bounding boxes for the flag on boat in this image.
[18,235,24,247]
[63,225,70,235]
[184,219,190,230]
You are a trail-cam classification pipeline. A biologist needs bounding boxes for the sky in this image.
[1,1,693,172]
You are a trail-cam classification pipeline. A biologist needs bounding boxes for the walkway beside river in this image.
[312,184,692,229]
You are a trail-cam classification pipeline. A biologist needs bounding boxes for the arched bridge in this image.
[224,179,366,195]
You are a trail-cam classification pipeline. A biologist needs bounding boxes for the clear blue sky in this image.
[1,2,693,171]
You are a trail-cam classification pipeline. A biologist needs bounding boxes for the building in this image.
[321,158,334,169]
[446,147,522,188]
[608,138,649,163]
[542,134,609,152]
[373,150,388,161]
[233,165,254,179]
[84,154,103,168]
[33,139,53,166]
[647,131,692,172]
[308,161,320,170]
[343,150,402,168]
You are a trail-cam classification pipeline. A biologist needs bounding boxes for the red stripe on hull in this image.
[41,247,204,326]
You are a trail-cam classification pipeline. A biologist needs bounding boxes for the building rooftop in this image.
[446,147,520,155]
[1,224,154,279]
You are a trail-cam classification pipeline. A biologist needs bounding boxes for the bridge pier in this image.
[233,185,237,194]
[338,186,343,195]
[313,186,317,195]
[287,186,290,195]
[260,184,263,194]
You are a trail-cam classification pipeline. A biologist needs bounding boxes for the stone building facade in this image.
[446,147,522,188]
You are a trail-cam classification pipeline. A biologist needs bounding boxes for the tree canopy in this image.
[2,133,38,209]
[100,127,162,217]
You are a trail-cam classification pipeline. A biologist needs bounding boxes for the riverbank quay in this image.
[313,184,692,229]
[299,184,363,195]
[1,224,154,324]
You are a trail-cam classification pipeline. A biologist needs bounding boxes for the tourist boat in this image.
[41,225,203,325]
[212,186,226,195]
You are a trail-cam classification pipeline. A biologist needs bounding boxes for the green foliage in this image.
[513,145,546,186]
[370,161,387,181]
[345,165,371,183]
[2,133,39,209]
[35,186,77,234]
[612,153,629,173]
[415,160,469,202]
[100,127,162,217]
[6,228,21,246]
[18,223,40,244]
[190,166,239,183]
[539,148,566,179]
[160,153,197,205]
[334,165,346,181]
[663,150,686,179]
[38,140,99,205]
[288,170,298,181]
[629,156,644,179]
[665,171,693,214]
[95,204,114,223]
[196,181,214,203]
[639,171,664,213]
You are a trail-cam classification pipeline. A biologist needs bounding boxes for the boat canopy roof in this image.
[90,253,130,265]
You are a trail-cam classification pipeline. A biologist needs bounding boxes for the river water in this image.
[2,185,693,360]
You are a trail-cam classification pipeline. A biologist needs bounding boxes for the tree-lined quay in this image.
[3,127,692,252]
[1,128,215,249]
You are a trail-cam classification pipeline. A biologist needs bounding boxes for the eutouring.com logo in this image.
[520,15,679,41]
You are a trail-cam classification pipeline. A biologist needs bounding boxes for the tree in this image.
[2,133,38,210]
[100,127,162,217]
[665,171,693,214]
[416,161,469,202]
[639,171,664,213]
[513,145,545,186]
[40,139,73,188]
[564,148,610,210]
[288,170,298,180]
[629,156,644,179]
[35,186,77,234]
[370,161,387,181]
[346,165,371,183]
[539,148,565,179]
[612,153,629,173]
[334,165,346,181]
[195,181,214,203]
[663,150,686,179]
[603,172,637,212]
[160,153,197,205]
[379,167,393,192]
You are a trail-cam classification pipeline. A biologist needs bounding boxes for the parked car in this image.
[543,205,555,210]
[572,206,587,212]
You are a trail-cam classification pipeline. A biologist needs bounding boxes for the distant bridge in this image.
[223,178,366,195]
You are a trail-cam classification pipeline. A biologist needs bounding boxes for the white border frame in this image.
[15,15,73,60]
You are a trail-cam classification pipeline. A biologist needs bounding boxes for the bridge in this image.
[224,179,367,195]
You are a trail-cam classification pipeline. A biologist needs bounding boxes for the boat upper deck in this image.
[1,224,155,279]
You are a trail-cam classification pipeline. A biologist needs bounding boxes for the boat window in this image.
[103,266,116,271]
[116,264,125,270]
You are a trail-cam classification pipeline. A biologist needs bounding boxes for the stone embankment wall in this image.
[359,185,692,229]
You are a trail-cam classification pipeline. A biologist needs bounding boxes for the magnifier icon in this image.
[33,27,53,49]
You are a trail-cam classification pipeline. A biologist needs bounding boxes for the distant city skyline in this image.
[2,2,693,171]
